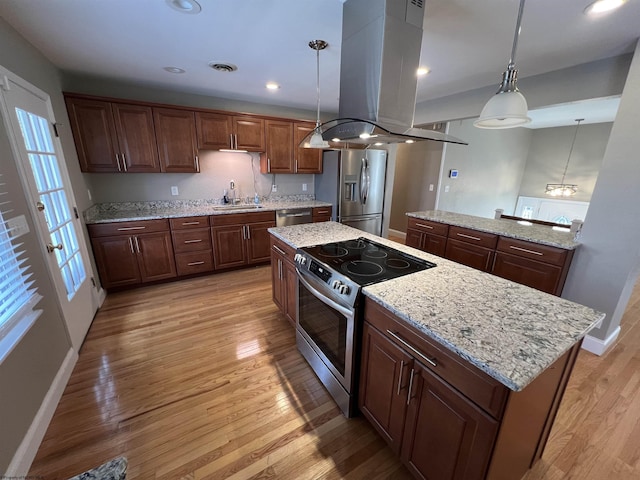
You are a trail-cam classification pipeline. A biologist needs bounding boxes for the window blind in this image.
[0,173,42,361]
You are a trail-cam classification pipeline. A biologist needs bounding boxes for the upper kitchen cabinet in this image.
[66,96,160,173]
[196,112,265,152]
[153,107,199,173]
[261,120,322,174]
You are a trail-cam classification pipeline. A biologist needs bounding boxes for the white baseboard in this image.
[581,326,621,356]
[5,347,78,477]
[388,228,406,240]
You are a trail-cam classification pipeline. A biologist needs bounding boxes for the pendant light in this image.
[474,0,531,129]
[307,40,330,149]
[545,119,583,197]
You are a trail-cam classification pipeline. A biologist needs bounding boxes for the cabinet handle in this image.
[509,245,544,256]
[121,153,128,172]
[397,360,405,395]
[184,239,202,244]
[187,261,205,266]
[267,158,271,172]
[406,368,416,405]
[234,134,238,150]
[128,237,135,254]
[491,252,498,271]
[133,236,141,253]
[115,154,122,172]
[117,226,146,231]
[386,329,437,368]
[456,232,482,241]
[195,155,200,172]
[272,245,286,255]
[181,221,201,226]
[315,210,329,215]
[245,225,251,240]
[415,222,433,230]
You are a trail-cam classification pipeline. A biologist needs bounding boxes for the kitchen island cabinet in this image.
[88,219,176,289]
[405,217,448,256]
[270,235,297,327]
[211,211,275,269]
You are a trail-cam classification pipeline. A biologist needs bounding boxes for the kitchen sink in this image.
[212,204,264,211]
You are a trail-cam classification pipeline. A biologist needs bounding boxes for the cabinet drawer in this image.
[88,219,170,237]
[175,251,214,276]
[169,216,210,230]
[270,236,296,265]
[445,239,494,272]
[449,226,497,249]
[496,237,568,267]
[171,228,212,254]
[210,210,275,226]
[312,206,332,217]
[407,217,448,237]
[364,298,508,419]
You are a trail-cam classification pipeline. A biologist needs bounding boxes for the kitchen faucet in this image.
[230,180,239,204]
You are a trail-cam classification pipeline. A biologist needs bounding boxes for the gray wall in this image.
[0,17,73,471]
[519,123,611,202]
[436,118,533,218]
[389,141,443,232]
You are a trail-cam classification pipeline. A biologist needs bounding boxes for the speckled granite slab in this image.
[269,222,604,391]
[407,210,579,250]
[84,197,331,224]
[67,456,127,480]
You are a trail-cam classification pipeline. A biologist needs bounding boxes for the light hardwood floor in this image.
[29,266,640,479]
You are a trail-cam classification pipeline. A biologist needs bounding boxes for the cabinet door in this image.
[196,111,233,150]
[492,252,563,295]
[153,107,198,173]
[112,103,160,172]
[265,120,294,173]
[246,221,276,264]
[445,238,494,272]
[284,259,298,327]
[212,224,246,269]
[359,323,413,454]
[91,235,141,288]
[65,97,120,172]
[402,362,498,480]
[424,233,447,257]
[294,122,322,173]
[233,116,265,151]
[405,228,424,250]
[136,232,177,283]
[271,251,286,313]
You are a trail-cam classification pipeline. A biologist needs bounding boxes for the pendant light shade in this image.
[305,39,330,149]
[475,0,531,129]
[545,119,583,197]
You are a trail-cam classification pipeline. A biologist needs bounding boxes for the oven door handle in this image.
[296,269,354,320]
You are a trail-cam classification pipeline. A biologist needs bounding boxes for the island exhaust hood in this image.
[301,0,467,148]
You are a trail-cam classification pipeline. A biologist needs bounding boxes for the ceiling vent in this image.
[209,63,238,73]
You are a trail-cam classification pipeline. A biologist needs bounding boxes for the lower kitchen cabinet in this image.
[270,236,297,327]
[89,219,176,289]
[360,297,581,480]
[445,226,497,272]
[169,216,214,276]
[406,217,448,257]
[312,206,332,223]
[211,211,276,269]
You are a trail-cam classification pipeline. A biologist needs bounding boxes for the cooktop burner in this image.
[300,237,436,287]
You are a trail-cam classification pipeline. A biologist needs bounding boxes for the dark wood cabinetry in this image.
[406,217,448,257]
[312,206,332,223]
[211,211,275,269]
[270,236,297,327]
[153,107,199,173]
[169,216,214,276]
[445,226,497,272]
[196,112,265,152]
[66,97,159,173]
[261,120,323,174]
[88,219,176,289]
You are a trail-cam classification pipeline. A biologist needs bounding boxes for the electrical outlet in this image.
[171,186,179,196]
[429,184,434,192]
[302,183,308,192]
[444,185,450,193]
[271,184,278,193]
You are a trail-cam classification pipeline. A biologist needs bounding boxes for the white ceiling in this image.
[0,0,638,124]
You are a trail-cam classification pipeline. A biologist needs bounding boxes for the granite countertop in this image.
[268,222,604,391]
[407,210,580,250]
[84,197,332,224]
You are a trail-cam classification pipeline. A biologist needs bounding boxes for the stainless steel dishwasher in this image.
[276,208,313,227]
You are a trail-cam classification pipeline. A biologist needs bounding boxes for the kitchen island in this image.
[268,221,603,480]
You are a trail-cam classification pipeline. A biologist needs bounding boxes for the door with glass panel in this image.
[0,68,96,349]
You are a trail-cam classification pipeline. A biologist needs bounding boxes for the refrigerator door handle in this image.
[360,157,370,205]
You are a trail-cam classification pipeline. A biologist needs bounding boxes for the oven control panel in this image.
[295,251,358,304]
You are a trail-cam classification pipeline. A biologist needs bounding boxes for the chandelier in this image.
[545,119,583,197]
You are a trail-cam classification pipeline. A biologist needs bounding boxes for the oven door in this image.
[296,268,356,394]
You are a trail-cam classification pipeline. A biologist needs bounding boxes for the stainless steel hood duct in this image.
[302,0,466,148]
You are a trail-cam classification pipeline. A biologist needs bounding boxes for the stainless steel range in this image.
[294,237,436,417]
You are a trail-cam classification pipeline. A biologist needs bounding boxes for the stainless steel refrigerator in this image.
[314,149,387,236]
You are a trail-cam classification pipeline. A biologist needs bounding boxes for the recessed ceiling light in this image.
[266,83,280,90]
[417,67,430,76]
[405,139,415,144]
[209,62,238,73]
[166,0,202,14]
[584,0,627,15]
[163,66,186,74]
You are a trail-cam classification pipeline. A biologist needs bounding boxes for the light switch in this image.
[444,185,450,193]
[429,184,434,192]
[302,183,308,192]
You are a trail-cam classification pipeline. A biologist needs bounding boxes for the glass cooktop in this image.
[300,237,436,287]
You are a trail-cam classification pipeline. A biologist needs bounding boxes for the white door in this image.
[0,67,97,350]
